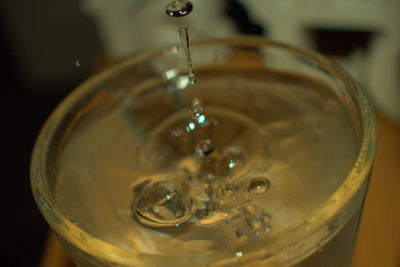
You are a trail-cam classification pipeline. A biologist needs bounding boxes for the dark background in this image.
[0,1,101,266]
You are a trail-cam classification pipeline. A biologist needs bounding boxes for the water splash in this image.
[133,180,192,227]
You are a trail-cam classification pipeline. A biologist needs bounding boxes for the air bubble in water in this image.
[247,177,271,196]
[165,0,193,17]
[133,180,192,227]
[195,139,214,156]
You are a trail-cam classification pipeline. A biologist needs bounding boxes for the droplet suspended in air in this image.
[75,60,81,68]
[165,0,193,17]
[247,177,271,196]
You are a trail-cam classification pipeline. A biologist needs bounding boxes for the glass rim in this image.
[30,36,377,265]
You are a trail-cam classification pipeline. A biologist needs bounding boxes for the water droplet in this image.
[219,146,244,176]
[228,159,238,169]
[195,139,214,156]
[191,97,204,115]
[75,60,81,68]
[186,121,196,133]
[196,114,206,124]
[247,177,271,196]
[133,180,192,227]
[165,0,193,17]
[189,73,197,84]
[236,251,243,257]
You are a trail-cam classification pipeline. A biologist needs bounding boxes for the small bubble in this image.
[247,177,271,196]
[195,139,214,156]
[165,0,193,17]
[75,60,81,68]
[227,239,232,243]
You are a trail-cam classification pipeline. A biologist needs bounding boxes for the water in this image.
[179,25,196,84]
[165,0,196,84]
[53,68,359,264]
[166,0,193,17]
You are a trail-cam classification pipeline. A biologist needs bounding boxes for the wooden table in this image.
[40,113,400,267]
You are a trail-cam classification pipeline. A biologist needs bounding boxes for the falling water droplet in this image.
[165,0,193,17]
[75,60,81,68]
[247,177,271,196]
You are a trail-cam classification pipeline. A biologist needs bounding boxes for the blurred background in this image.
[0,0,398,266]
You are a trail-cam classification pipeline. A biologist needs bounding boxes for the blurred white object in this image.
[83,0,400,122]
[246,0,400,123]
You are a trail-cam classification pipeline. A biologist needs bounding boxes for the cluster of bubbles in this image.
[131,98,272,241]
